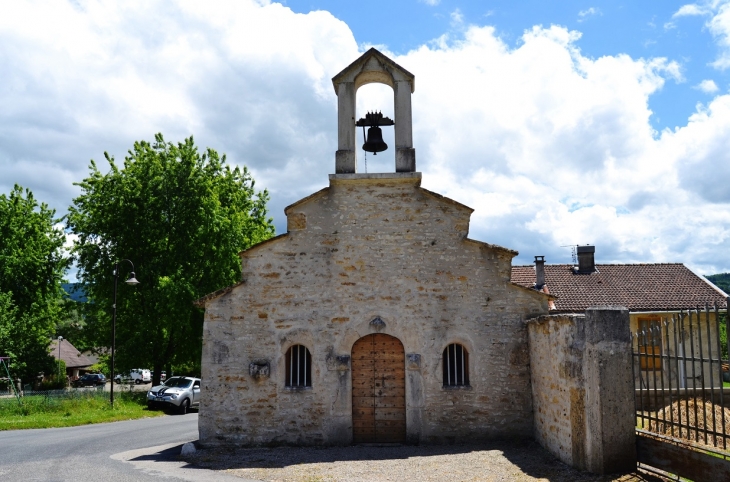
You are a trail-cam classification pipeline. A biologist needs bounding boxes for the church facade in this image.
[197,49,551,447]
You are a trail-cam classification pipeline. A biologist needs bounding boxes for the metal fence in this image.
[633,302,730,451]
[0,383,143,401]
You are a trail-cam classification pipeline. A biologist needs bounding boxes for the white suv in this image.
[115,368,152,385]
[147,376,201,414]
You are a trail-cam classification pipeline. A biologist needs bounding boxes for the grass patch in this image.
[0,390,165,430]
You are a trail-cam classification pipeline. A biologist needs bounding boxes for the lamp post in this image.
[111,259,139,408]
[57,336,63,381]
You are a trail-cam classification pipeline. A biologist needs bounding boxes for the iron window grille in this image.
[285,344,312,388]
[443,343,469,387]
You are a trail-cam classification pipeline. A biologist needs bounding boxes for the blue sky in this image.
[284,0,724,131]
[1,0,729,277]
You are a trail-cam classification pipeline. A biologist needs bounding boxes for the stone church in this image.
[197,49,551,447]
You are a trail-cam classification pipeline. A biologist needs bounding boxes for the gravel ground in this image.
[186,441,665,482]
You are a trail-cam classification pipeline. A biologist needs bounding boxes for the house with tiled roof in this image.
[49,338,94,380]
[511,246,728,314]
[512,245,729,388]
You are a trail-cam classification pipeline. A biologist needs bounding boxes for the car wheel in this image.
[178,398,190,415]
[135,379,141,385]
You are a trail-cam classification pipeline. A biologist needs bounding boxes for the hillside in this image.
[707,273,730,295]
[62,283,87,303]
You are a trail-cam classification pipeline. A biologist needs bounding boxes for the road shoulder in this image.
[112,441,256,482]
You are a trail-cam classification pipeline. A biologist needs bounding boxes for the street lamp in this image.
[57,336,63,381]
[111,259,139,408]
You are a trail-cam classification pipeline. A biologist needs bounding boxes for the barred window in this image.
[443,343,469,387]
[285,344,311,387]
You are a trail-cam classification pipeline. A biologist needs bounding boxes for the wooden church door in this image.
[351,333,406,443]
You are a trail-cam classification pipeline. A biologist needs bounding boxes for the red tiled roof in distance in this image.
[511,263,728,313]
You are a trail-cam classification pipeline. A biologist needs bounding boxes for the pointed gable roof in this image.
[332,47,415,93]
[49,339,94,369]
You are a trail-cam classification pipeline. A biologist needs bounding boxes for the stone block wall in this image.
[528,307,636,474]
[528,314,586,466]
[199,173,549,447]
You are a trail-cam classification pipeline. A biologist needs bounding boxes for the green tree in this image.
[0,185,69,382]
[66,134,274,384]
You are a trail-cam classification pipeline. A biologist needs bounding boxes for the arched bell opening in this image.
[332,48,415,174]
[356,82,395,173]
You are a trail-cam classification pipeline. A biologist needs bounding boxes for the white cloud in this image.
[420,0,440,5]
[696,79,720,91]
[1,1,729,275]
[578,7,602,22]
[673,1,730,69]
[394,24,728,273]
[709,3,730,68]
[450,8,464,26]
[672,4,711,17]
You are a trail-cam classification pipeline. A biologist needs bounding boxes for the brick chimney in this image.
[577,245,595,273]
[534,256,545,289]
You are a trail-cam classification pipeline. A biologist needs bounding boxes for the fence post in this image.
[584,306,636,474]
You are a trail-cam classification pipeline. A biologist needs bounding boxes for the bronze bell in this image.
[362,126,387,155]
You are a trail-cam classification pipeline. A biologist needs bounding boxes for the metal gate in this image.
[632,302,730,481]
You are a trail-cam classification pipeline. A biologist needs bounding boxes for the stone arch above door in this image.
[351,333,406,443]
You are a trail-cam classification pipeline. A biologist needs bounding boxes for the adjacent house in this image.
[511,246,729,388]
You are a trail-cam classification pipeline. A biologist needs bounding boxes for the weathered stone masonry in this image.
[199,172,550,446]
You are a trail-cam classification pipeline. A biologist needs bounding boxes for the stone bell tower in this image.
[331,48,416,173]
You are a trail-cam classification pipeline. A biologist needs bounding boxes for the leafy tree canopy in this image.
[66,134,274,383]
[0,185,69,381]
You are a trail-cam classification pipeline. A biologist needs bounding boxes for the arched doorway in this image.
[351,333,406,443]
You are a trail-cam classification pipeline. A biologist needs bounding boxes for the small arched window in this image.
[285,344,312,387]
[443,343,469,387]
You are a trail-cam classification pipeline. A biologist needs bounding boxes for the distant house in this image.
[49,338,94,379]
[511,245,729,388]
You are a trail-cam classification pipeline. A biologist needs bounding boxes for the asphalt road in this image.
[0,413,244,482]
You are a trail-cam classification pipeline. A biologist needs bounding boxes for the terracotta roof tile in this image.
[511,263,728,313]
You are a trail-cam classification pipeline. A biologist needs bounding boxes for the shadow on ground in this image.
[168,440,669,482]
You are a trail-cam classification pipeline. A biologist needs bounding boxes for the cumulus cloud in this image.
[672,4,712,17]
[696,79,720,92]
[393,24,728,273]
[450,8,465,26]
[708,2,730,68]
[0,0,357,236]
[1,0,729,275]
[673,1,730,70]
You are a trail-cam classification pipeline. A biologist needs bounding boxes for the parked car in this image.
[72,373,106,387]
[147,376,201,414]
[114,368,151,384]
